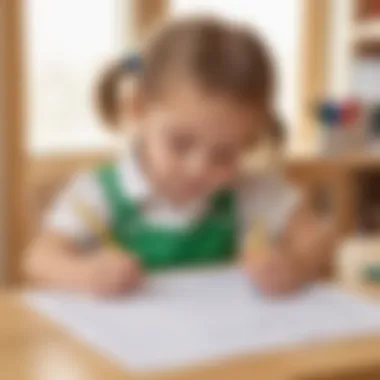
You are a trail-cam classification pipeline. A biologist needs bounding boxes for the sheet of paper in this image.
[25,266,380,372]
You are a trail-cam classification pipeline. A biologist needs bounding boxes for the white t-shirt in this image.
[45,148,301,248]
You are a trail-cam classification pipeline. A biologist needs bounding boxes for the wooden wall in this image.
[2,0,26,284]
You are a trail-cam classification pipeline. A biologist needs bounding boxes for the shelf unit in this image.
[353,0,380,53]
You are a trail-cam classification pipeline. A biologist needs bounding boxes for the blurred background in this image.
[2,0,380,285]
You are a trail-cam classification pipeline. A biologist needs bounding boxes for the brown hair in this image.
[96,17,285,145]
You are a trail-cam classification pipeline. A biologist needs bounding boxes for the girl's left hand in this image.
[242,251,303,296]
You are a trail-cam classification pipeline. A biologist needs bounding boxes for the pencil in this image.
[246,220,269,256]
[72,199,115,248]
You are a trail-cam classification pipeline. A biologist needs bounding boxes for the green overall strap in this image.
[97,163,128,209]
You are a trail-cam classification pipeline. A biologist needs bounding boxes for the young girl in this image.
[25,17,333,297]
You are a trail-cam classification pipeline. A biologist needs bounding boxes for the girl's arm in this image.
[24,231,88,290]
[282,203,336,281]
[24,171,142,296]
[243,202,337,295]
[24,231,142,295]
[239,173,337,296]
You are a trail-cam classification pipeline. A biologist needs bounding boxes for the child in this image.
[25,17,333,297]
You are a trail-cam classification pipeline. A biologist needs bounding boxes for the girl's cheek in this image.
[158,147,183,175]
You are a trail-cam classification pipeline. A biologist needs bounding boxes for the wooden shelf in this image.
[286,152,380,170]
[353,20,380,44]
[352,4,380,55]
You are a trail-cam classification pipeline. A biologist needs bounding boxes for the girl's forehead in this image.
[147,88,258,146]
[158,81,261,123]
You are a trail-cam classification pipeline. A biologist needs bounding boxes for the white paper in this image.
[26,266,380,372]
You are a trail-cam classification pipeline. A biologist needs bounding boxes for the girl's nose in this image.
[186,153,210,180]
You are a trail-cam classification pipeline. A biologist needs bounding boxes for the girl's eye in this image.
[168,134,194,154]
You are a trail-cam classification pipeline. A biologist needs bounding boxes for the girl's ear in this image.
[266,110,286,148]
[243,109,286,174]
[130,84,146,121]
[117,77,146,124]
[254,109,286,149]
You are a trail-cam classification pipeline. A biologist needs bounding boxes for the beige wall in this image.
[328,0,355,98]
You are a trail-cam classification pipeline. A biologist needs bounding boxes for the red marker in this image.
[341,99,361,128]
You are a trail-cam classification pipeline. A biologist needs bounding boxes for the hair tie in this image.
[120,53,142,73]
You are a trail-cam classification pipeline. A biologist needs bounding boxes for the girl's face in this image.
[138,83,261,203]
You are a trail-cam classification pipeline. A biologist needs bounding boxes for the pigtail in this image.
[95,54,143,127]
[96,63,124,126]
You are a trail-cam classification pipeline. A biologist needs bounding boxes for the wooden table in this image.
[285,153,380,237]
[2,292,380,380]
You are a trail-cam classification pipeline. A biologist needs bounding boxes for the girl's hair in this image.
[96,17,285,145]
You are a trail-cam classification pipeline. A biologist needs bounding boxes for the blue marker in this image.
[316,100,340,128]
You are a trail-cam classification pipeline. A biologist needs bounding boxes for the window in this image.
[171,0,303,140]
[25,0,135,155]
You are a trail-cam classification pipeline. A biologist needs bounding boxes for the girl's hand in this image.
[242,249,303,296]
[79,248,143,297]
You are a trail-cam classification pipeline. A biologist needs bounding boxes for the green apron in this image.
[97,164,237,270]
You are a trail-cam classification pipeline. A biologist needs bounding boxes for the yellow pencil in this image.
[72,199,115,248]
[247,220,269,256]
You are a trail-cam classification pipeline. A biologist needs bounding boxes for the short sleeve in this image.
[237,173,302,245]
[43,171,110,243]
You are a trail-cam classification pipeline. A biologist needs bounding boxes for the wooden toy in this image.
[336,236,380,298]
[363,264,380,282]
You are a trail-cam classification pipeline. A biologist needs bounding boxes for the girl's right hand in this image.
[79,248,143,297]
[242,250,302,296]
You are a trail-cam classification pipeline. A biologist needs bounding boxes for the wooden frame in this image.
[135,0,169,40]
[298,0,331,145]
[2,0,26,285]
